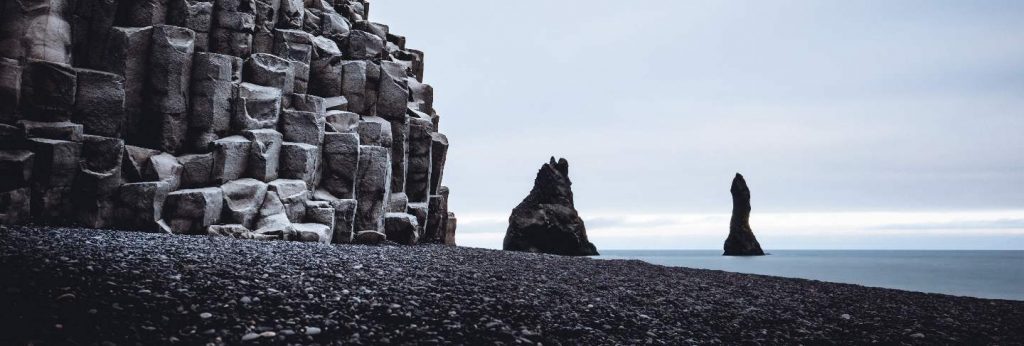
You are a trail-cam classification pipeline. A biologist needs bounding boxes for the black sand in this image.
[1,226,1022,345]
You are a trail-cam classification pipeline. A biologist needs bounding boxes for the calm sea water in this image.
[598,250,1024,301]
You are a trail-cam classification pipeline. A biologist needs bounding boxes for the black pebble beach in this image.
[1,226,1022,345]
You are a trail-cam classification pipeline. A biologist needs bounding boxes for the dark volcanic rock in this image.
[504,157,598,256]
[724,173,765,256]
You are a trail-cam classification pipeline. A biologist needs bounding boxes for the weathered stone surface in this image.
[190,52,241,137]
[424,194,448,244]
[211,136,250,183]
[100,26,152,142]
[343,30,383,60]
[244,53,294,93]
[18,120,83,142]
[309,38,343,98]
[122,145,160,182]
[278,0,304,29]
[0,58,21,122]
[121,0,169,26]
[357,116,392,148]
[280,142,319,185]
[27,138,80,224]
[321,132,359,198]
[292,223,332,243]
[324,95,349,111]
[221,178,268,229]
[232,82,282,131]
[389,118,409,192]
[292,93,325,114]
[354,230,386,244]
[164,187,224,234]
[306,198,333,223]
[444,212,457,246]
[280,109,325,145]
[407,77,434,114]
[143,152,183,191]
[320,12,350,41]
[724,173,766,256]
[0,187,31,225]
[21,60,76,122]
[177,153,214,188]
[429,132,448,195]
[0,150,34,192]
[72,0,120,69]
[255,191,293,237]
[252,0,282,54]
[73,68,126,137]
[407,202,428,237]
[167,0,213,51]
[210,0,256,57]
[312,189,357,243]
[325,111,359,133]
[114,181,169,231]
[340,60,367,114]
[406,117,432,202]
[207,224,275,240]
[243,129,282,182]
[504,157,598,256]
[355,145,390,233]
[269,179,308,222]
[387,192,408,213]
[73,136,124,228]
[377,61,409,120]
[147,25,196,153]
[273,29,314,64]
[384,212,419,245]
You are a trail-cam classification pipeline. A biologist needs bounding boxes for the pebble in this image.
[910,333,925,339]
[241,333,260,341]
[199,312,212,319]
[260,331,276,338]
[305,327,322,335]
[840,314,851,320]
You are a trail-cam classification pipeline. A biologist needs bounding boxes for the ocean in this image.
[598,250,1024,301]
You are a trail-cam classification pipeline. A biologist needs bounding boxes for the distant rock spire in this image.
[724,173,765,256]
[503,157,598,256]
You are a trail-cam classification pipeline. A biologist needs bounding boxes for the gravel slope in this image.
[1,226,1022,345]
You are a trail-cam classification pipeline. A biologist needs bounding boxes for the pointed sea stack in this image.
[724,173,765,256]
[503,157,598,256]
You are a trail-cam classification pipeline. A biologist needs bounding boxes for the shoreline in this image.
[2,226,1023,344]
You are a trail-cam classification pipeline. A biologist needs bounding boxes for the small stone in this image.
[305,327,321,335]
[199,312,212,319]
[241,333,260,341]
[259,331,276,338]
[840,313,851,320]
[910,333,925,339]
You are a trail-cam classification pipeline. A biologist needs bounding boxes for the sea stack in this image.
[503,157,598,256]
[724,173,765,256]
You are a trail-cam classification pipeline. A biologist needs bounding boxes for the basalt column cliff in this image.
[0,0,457,245]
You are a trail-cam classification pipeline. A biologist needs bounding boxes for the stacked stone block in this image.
[0,0,456,246]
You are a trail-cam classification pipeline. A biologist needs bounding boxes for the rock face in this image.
[0,1,456,246]
[723,173,765,256]
[504,157,598,256]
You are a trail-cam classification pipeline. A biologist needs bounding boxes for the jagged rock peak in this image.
[724,173,765,256]
[503,157,598,256]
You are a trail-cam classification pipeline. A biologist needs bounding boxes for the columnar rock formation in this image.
[504,157,598,256]
[0,0,456,246]
[723,173,765,256]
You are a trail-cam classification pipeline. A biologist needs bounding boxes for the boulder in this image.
[342,30,383,60]
[309,36,343,97]
[122,145,161,182]
[444,212,457,246]
[243,129,283,182]
[376,61,409,120]
[292,93,326,114]
[221,178,268,229]
[292,223,332,243]
[387,192,408,213]
[207,224,275,240]
[278,0,304,29]
[407,202,428,238]
[723,173,766,256]
[503,157,598,256]
[354,230,386,245]
[164,187,224,234]
[73,68,126,137]
[384,212,418,245]
[340,60,367,114]
[211,136,251,183]
[313,189,358,243]
[255,190,293,238]
[279,142,320,186]
[305,199,335,228]
[321,132,360,198]
[357,115,393,148]
[424,194,448,244]
[273,29,314,64]
[0,187,31,225]
[355,145,390,233]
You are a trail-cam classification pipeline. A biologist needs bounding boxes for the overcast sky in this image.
[372,0,1024,250]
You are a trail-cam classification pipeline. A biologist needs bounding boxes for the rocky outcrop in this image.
[504,157,598,256]
[723,173,765,256]
[0,0,456,246]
